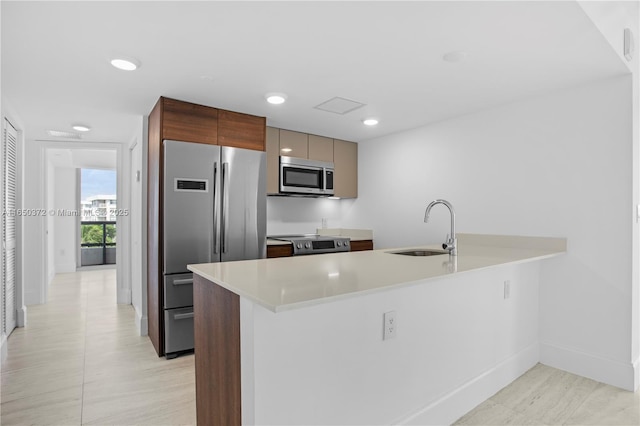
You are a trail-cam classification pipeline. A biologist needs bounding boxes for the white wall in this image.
[23,140,45,305]
[53,167,77,272]
[130,117,147,335]
[343,75,635,389]
[266,197,342,235]
[245,261,541,425]
[46,159,55,287]
[579,1,637,73]
[579,0,640,390]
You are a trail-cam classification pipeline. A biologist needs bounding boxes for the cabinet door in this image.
[162,97,218,145]
[308,135,334,162]
[333,139,358,198]
[267,244,293,258]
[218,110,266,151]
[279,130,308,158]
[349,240,373,251]
[266,127,280,195]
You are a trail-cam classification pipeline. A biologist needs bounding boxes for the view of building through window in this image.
[80,169,117,265]
[80,169,117,221]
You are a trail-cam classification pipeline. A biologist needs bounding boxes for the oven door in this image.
[280,164,324,195]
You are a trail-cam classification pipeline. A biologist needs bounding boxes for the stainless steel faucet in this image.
[424,199,457,256]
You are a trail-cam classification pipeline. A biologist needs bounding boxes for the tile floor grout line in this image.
[80,272,90,426]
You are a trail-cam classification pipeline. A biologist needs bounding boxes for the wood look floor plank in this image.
[455,364,639,426]
[454,400,548,426]
[0,386,83,426]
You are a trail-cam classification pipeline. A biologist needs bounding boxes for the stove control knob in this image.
[305,242,312,249]
[336,241,342,247]
[297,243,303,249]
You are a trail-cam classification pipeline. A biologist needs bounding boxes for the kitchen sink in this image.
[387,249,449,257]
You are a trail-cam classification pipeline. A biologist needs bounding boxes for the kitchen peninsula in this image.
[188,233,566,425]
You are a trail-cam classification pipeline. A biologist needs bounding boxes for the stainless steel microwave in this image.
[279,156,334,196]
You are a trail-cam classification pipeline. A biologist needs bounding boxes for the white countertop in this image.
[188,233,566,313]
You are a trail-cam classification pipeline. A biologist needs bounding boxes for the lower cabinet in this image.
[349,240,374,252]
[267,244,294,258]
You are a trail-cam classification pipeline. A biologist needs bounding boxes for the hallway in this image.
[0,269,195,425]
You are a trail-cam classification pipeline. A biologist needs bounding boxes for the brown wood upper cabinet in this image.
[218,110,266,151]
[162,97,218,145]
[266,126,358,198]
[152,96,265,150]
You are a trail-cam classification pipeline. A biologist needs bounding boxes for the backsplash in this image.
[266,197,343,235]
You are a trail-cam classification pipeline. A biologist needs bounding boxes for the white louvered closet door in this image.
[3,119,17,335]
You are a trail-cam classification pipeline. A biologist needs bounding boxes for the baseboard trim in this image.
[540,342,635,391]
[397,343,539,425]
[0,333,7,365]
[17,305,27,327]
[55,263,76,273]
[633,357,639,392]
[135,309,148,336]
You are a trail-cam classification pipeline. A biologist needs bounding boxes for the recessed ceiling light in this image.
[72,124,91,132]
[363,118,379,126]
[110,57,139,71]
[265,93,287,105]
[443,51,469,63]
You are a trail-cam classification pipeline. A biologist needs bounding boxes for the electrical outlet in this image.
[504,280,511,299]
[383,311,397,340]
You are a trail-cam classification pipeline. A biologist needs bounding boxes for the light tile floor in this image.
[1,269,196,425]
[454,365,640,426]
[2,269,639,425]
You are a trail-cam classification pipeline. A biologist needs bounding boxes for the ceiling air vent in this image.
[314,97,365,115]
[47,130,82,139]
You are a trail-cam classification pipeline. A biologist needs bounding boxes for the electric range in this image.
[269,234,350,256]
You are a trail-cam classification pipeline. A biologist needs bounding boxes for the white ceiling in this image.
[1,1,630,145]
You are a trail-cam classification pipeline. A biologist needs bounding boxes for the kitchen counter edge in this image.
[188,233,566,313]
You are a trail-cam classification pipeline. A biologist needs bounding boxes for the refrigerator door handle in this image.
[221,162,229,254]
[212,162,219,256]
[173,312,195,320]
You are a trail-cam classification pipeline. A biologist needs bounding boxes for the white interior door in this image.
[3,119,17,335]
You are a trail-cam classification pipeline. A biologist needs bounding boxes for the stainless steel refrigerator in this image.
[162,140,266,357]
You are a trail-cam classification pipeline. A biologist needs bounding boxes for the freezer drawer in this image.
[164,307,194,355]
[163,273,193,309]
